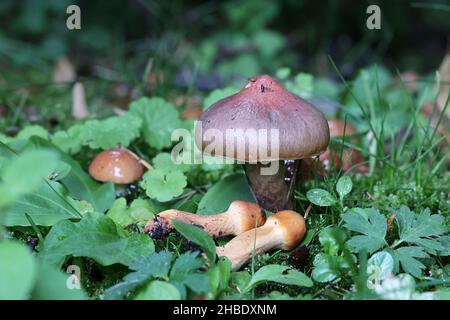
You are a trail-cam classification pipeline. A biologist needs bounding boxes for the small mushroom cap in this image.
[266,210,306,250]
[88,148,144,184]
[196,75,330,162]
[227,200,266,232]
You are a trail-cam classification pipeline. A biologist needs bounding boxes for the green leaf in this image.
[312,253,349,283]
[103,251,173,300]
[152,152,190,173]
[394,246,429,278]
[81,113,142,149]
[134,281,180,300]
[52,124,84,154]
[245,264,313,291]
[106,198,134,227]
[203,87,239,110]
[25,137,116,213]
[438,236,450,256]
[197,173,255,214]
[336,176,352,199]
[39,213,154,267]
[172,220,216,263]
[342,207,387,254]
[208,257,232,298]
[170,251,209,296]
[0,240,37,299]
[129,97,182,150]
[141,169,187,202]
[276,67,291,80]
[0,149,59,208]
[395,206,446,254]
[16,125,49,141]
[319,227,346,256]
[170,251,205,282]
[367,251,394,281]
[4,180,79,227]
[307,188,337,207]
[128,198,156,223]
[32,263,86,300]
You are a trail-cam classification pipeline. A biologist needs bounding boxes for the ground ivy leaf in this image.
[39,213,154,267]
[395,206,446,254]
[51,124,84,154]
[394,246,429,278]
[152,152,190,173]
[307,188,337,207]
[129,97,182,150]
[81,113,142,149]
[141,169,187,202]
[342,207,387,254]
[106,198,134,227]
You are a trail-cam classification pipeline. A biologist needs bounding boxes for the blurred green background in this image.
[1,0,449,85]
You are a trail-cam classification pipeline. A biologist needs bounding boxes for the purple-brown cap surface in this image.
[196,75,330,162]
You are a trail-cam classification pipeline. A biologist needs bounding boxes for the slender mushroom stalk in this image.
[145,200,265,239]
[197,75,329,212]
[244,161,296,211]
[72,82,89,120]
[216,210,306,270]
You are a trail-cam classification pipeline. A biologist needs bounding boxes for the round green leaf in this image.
[141,169,187,202]
[307,188,337,207]
[336,176,352,199]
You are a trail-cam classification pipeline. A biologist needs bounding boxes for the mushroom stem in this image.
[216,210,306,270]
[244,160,299,212]
[145,200,265,239]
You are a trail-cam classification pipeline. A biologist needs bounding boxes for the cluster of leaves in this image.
[1,59,449,301]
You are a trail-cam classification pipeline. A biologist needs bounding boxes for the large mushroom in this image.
[196,75,329,212]
[216,210,306,270]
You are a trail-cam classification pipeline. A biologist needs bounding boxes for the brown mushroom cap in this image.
[266,210,306,250]
[88,148,144,184]
[196,75,330,161]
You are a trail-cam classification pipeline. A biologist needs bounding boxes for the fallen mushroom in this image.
[216,210,306,270]
[145,200,265,239]
[196,75,330,212]
[88,148,152,196]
